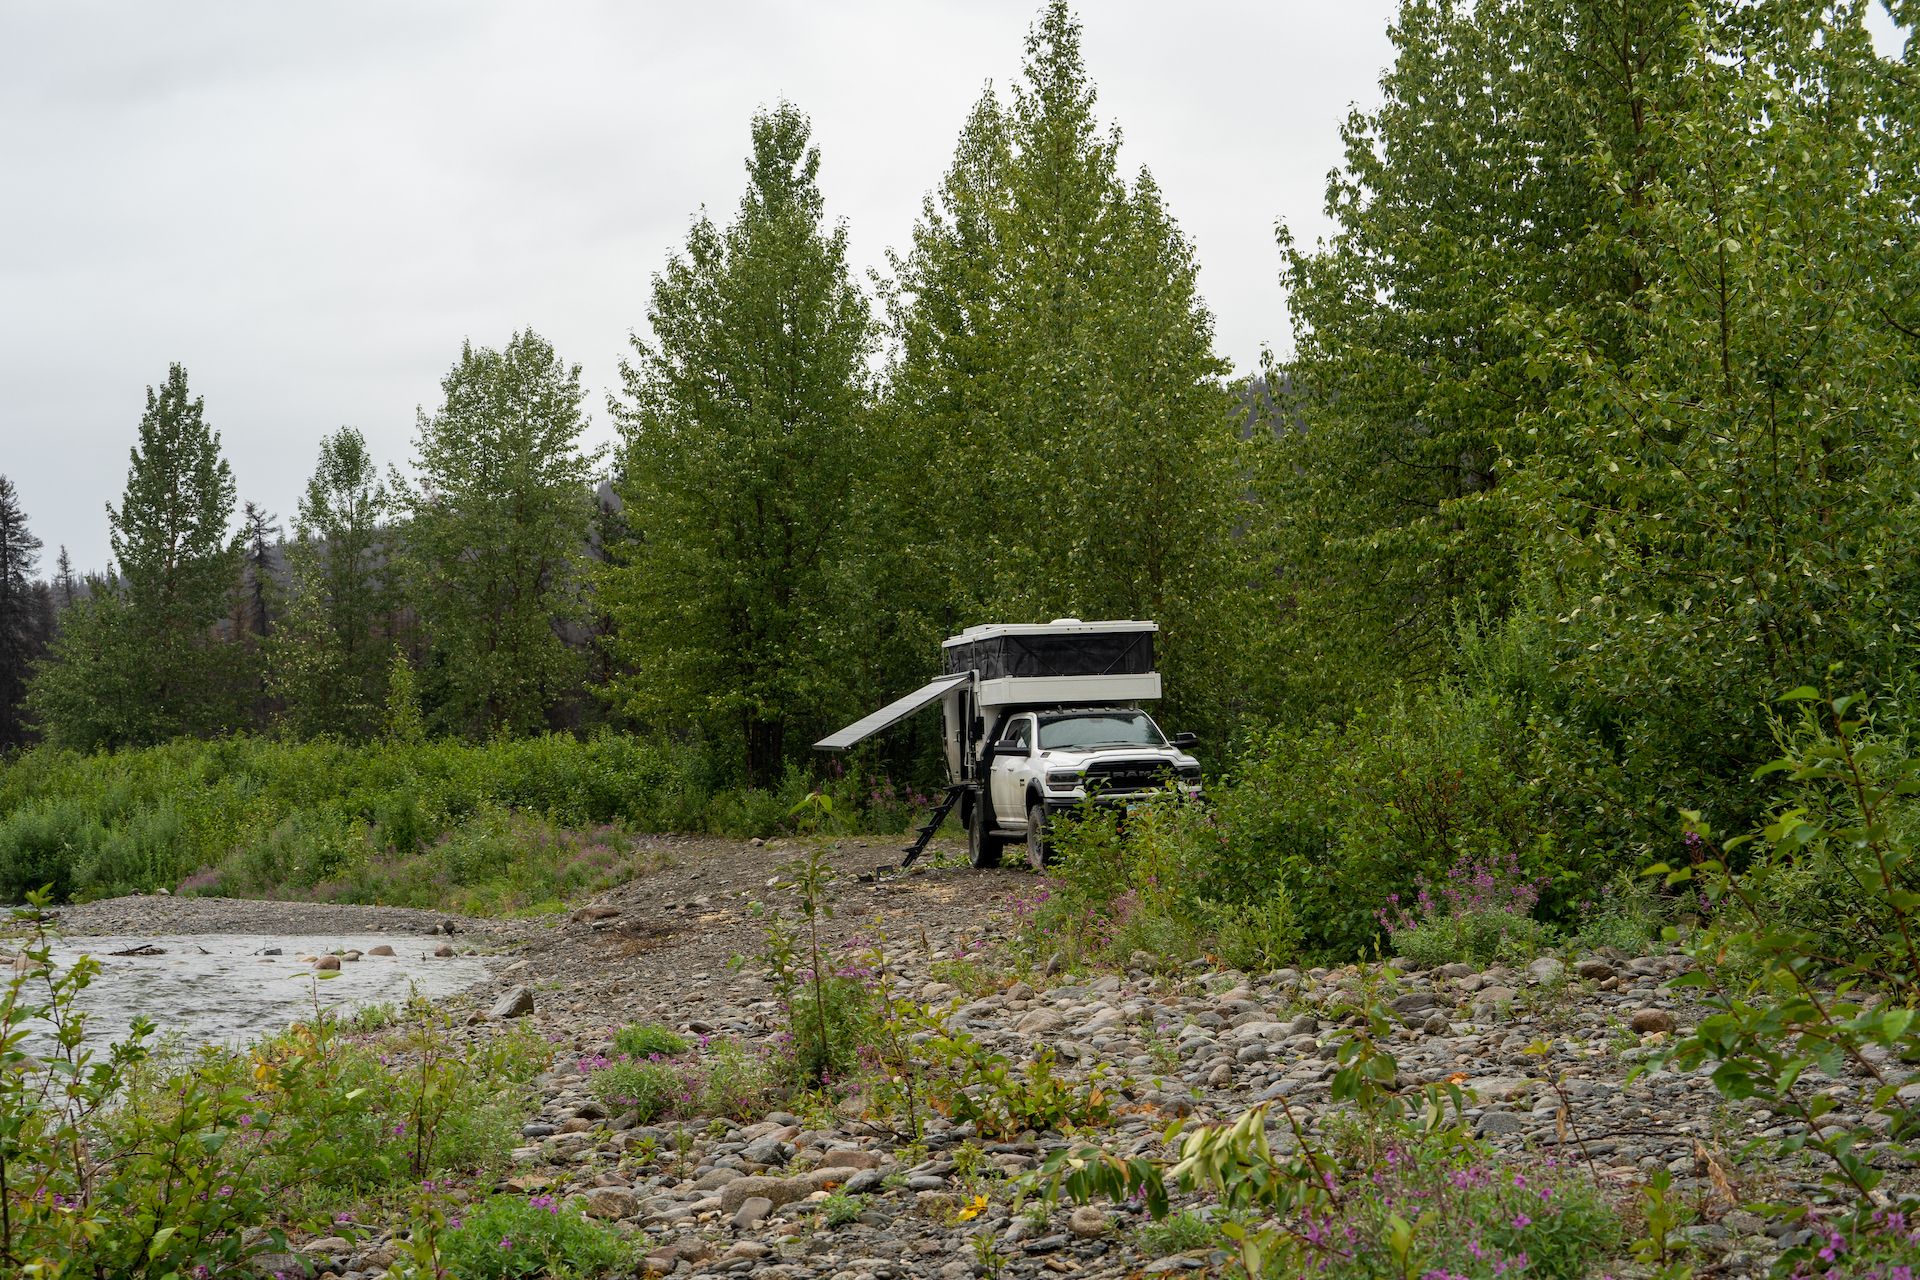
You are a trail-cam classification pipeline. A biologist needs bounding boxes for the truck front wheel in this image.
[969,796,1003,869]
[1026,800,1051,872]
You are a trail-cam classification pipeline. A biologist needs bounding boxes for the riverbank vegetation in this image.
[0,733,929,909]
[1,892,564,1277]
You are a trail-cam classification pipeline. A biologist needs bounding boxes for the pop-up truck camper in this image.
[816,619,1201,872]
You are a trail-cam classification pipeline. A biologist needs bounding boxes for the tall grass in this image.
[0,733,920,908]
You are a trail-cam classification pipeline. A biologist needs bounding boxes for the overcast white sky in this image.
[1,2,1902,575]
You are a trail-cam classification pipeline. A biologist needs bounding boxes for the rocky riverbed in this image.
[38,838,1910,1278]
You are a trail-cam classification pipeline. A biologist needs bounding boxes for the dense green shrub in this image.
[784,974,876,1085]
[612,1021,690,1059]
[1376,852,1548,968]
[1208,894,1304,972]
[1565,873,1664,956]
[585,1056,685,1123]
[1022,678,1557,965]
[582,1038,775,1123]
[434,1193,637,1280]
[1242,685,1548,958]
[1032,793,1217,968]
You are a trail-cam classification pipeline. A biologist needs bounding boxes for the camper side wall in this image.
[974,673,1162,713]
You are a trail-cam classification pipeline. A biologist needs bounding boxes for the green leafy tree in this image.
[271,428,395,739]
[0,475,44,750]
[1508,1,1920,842]
[1266,0,1696,715]
[604,103,873,785]
[1263,0,1920,867]
[396,331,598,737]
[384,645,426,744]
[882,1,1245,735]
[28,364,243,747]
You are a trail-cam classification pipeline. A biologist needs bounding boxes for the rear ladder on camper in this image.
[898,784,967,870]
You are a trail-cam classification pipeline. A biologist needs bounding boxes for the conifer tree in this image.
[604,103,873,785]
[271,427,394,738]
[51,546,75,612]
[397,331,598,737]
[0,475,44,750]
[28,364,243,746]
[238,502,280,639]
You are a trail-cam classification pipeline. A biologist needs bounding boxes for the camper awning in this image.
[814,673,970,752]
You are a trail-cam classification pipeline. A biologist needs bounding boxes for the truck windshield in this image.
[1038,712,1164,751]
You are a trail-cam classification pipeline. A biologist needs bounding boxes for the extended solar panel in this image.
[813,672,971,752]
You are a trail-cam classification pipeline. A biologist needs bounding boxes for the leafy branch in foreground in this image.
[1652,684,1920,1273]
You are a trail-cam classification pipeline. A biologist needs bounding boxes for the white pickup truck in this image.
[816,619,1201,871]
[975,703,1201,869]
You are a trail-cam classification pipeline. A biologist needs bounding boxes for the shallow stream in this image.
[21,932,493,1054]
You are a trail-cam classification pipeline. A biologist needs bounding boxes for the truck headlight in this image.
[1045,771,1082,790]
[1176,763,1201,781]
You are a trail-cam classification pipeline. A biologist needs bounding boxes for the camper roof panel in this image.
[943,619,1157,646]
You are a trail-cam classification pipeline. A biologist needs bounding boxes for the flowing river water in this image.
[21,932,494,1054]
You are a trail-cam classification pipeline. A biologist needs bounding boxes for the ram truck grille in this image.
[1083,759,1175,795]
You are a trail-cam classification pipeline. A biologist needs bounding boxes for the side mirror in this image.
[1171,732,1199,750]
[991,738,1028,757]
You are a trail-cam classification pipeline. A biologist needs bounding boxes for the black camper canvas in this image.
[943,628,1154,680]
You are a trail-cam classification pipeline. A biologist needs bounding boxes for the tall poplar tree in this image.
[29,364,243,747]
[397,331,598,737]
[604,103,873,785]
[271,427,395,738]
[883,1,1243,734]
[1267,0,1920,855]
[1266,0,1696,714]
[1507,1,1920,836]
[0,475,44,750]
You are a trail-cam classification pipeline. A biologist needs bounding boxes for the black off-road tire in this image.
[969,796,1004,869]
[1026,799,1051,872]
